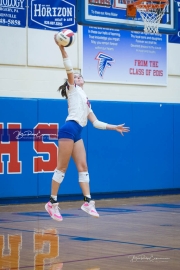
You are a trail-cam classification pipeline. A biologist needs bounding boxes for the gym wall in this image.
[0,24,180,201]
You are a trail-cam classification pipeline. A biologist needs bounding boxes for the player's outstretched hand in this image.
[54,34,64,50]
[115,124,130,136]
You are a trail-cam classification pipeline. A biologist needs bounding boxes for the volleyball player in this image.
[45,35,130,221]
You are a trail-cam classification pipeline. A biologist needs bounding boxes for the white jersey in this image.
[66,83,93,127]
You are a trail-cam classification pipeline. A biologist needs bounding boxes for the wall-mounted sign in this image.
[28,0,77,32]
[0,0,27,27]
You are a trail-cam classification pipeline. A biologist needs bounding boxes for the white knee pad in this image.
[79,172,90,183]
[53,169,65,184]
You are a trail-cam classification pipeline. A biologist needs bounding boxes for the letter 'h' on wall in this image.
[0,123,21,174]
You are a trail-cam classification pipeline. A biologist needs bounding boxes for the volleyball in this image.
[55,29,75,47]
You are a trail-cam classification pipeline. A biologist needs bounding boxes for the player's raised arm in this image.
[88,111,130,136]
[54,34,74,85]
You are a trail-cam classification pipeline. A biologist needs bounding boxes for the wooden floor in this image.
[0,195,180,270]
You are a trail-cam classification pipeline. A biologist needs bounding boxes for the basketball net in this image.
[127,0,169,34]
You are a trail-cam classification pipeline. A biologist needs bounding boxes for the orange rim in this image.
[127,0,168,17]
[133,0,168,5]
[137,4,167,11]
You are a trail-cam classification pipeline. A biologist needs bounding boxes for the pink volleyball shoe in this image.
[45,202,63,221]
[81,200,99,218]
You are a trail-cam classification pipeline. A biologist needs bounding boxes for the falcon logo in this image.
[95,53,114,78]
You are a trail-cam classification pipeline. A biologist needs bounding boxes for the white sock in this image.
[85,195,91,199]
[51,195,57,201]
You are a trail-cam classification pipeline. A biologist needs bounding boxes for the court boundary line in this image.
[7,248,174,269]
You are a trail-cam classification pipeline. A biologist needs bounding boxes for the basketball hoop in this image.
[127,0,169,34]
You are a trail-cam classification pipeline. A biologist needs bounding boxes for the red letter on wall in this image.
[0,123,21,174]
[33,124,58,173]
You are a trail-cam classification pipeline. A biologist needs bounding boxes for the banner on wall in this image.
[82,26,167,86]
[28,0,77,32]
[169,0,180,43]
[0,0,27,27]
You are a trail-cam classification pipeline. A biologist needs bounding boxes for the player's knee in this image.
[79,172,90,183]
[53,169,65,184]
[77,163,88,172]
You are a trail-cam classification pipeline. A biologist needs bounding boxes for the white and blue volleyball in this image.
[56,29,75,47]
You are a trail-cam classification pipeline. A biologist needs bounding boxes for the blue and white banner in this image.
[82,26,167,86]
[169,0,180,43]
[0,0,27,27]
[28,0,77,32]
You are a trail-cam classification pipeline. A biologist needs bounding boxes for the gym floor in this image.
[0,195,180,270]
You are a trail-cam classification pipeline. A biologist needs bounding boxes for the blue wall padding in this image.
[87,101,133,192]
[0,97,179,198]
[174,104,180,187]
[132,103,173,190]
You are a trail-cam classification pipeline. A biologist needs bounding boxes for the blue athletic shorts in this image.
[58,120,83,143]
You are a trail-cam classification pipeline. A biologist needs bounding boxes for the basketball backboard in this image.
[76,0,178,34]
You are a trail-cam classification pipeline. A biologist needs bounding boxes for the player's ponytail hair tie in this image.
[58,80,68,99]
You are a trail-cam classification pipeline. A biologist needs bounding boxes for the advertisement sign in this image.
[169,0,180,43]
[0,0,27,27]
[82,26,167,86]
[28,0,77,32]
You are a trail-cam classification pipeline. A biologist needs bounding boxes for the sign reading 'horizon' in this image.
[28,0,77,32]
